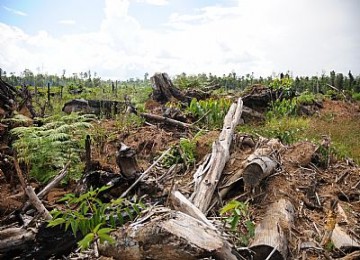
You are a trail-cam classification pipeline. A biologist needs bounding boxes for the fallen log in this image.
[249,198,295,260]
[140,112,193,129]
[99,209,237,260]
[0,227,36,253]
[191,98,243,213]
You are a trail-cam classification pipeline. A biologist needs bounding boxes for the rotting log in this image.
[99,210,237,260]
[0,227,36,253]
[191,98,243,213]
[150,72,188,104]
[216,138,280,202]
[243,154,278,192]
[249,198,295,260]
[116,142,140,179]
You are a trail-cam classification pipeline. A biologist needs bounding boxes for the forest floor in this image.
[0,98,359,259]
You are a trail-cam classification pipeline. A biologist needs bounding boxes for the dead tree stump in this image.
[150,73,188,104]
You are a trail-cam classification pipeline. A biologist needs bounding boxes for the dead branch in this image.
[191,98,243,213]
[25,186,52,220]
[140,112,193,129]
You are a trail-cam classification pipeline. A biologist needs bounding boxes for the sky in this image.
[0,0,359,80]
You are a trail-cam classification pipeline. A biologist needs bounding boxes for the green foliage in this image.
[352,92,360,101]
[162,132,201,168]
[187,98,232,129]
[220,200,255,246]
[296,91,317,105]
[11,113,94,183]
[269,77,293,91]
[48,185,145,250]
[267,98,297,119]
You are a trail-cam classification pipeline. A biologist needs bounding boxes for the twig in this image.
[13,154,27,189]
[264,245,278,260]
[120,148,171,198]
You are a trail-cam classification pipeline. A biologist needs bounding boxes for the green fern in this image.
[11,113,94,183]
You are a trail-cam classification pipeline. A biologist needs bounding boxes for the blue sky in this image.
[0,0,359,79]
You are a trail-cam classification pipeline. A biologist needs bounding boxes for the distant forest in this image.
[1,68,359,94]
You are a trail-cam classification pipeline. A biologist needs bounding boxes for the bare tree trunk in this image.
[249,199,295,260]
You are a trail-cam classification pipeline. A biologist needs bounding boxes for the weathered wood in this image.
[150,72,188,104]
[22,162,70,212]
[249,199,295,260]
[170,190,216,230]
[116,142,139,179]
[140,112,193,129]
[191,98,243,213]
[0,227,36,253]
[99,210,237,260]
[25,186,52,220]
[243,154,278,192]
[331,224,360,251]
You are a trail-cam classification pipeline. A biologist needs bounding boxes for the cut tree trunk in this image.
[99,209,237,260]
[116,142,140,179]
[243,154,278,192]
[249,198,295,260]
[150,73,189,104]
[191,98,243,213]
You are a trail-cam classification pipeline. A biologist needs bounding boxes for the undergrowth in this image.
[48,185,145,250]
[11,113,94,183]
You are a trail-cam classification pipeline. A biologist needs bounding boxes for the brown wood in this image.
[116,142,140,179]
[140,112,193,129]
[243,154,278,192]
[99,210,237,260]
[85,135,91,172]
[150,72,188,104]
[191,98,243,213]
[249,198,295,260]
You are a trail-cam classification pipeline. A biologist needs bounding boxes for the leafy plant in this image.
[267,98,297,119]
[220,200,255,246]
[48,185,145,250]
[187,98,231,129]
[162,137,197,169]
[11,113,94,183]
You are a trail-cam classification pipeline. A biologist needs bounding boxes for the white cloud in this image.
[136,0,169,6]
[3,6,27,16]
[58,20,76,25]
[0,0,359,79]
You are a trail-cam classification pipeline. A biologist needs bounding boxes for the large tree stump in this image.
[116,142,140,179]
[99,209,237,260]
[249,199,295,260]
[150,73,188,104]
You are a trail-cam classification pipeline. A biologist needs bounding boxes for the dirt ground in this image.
[0,99,359,259]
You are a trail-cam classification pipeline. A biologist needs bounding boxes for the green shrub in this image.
[187,98,232,129]
[48,185,145,250]
[11,113,94,183]
[352,92,360,101]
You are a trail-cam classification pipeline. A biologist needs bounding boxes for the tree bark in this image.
[150,72,188,104]
[116,142,139,179]
[25,186,52,220]
[249,198,295,260]
[0,227,36,253]
[191,98,243,213]
[140,112,193,129]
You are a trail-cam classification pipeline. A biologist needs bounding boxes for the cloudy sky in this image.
[0,0,359,80]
